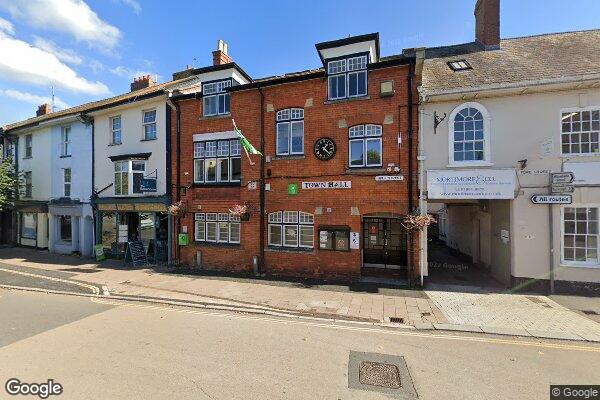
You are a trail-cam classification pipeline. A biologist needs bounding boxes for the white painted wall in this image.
[18,127,52,201]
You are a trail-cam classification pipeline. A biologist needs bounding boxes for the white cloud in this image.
[0,34,110,95]
[110,66,161,82]
[114,0,141,14]
[0,0,121,51]
[0,16,14,36]
[33,36,83,65]
[88,59,104,73]
[0,88,69,110]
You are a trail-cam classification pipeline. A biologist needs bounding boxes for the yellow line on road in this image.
[91,297,600,353]
[0,267,100,295]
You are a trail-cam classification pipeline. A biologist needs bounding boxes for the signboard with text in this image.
[140,178,157,192]
[301,181,351,189]
[427,169,516,200]
[531,195,572,204]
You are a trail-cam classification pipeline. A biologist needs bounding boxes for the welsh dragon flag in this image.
[232,120,262,164]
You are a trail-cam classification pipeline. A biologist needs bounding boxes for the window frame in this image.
[110,115,122,145]
[348,124,383,168]
[194,212,241,245]
[63,168,71,197]
[560,106,600,156]
[24,134,32,158]
[59,215,72,242]
[268,211,314,249]
[113,159,146,196]
[560,204,599,267]
[202,79,232,117]
[193,139,241,185]
[20,212,37,239]
[23,171,32,198]
[326,53,369,101]
[276,108,305,156]
[61,126,71,156]
[448,102,492,166]
[142,109,157,141]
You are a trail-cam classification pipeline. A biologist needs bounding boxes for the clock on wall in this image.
[314,137,336,161]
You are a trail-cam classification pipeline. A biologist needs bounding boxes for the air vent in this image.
[380,80,394,97]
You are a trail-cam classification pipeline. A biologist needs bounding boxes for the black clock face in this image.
[314,137,336,161]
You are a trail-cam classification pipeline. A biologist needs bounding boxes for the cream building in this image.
[418,0,600,293]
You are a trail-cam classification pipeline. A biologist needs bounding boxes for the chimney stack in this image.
[36,103,52,117]
[130,74,156,91]
[474,0,500,49]
[212,39,233,66]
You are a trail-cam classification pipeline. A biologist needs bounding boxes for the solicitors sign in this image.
[427,169,516,200]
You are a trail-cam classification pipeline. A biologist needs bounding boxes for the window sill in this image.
[141,138,157,142]
[108,143,122,147]
[560,153,600,158]
[199,114,231,121]
[192,182,241,188]
[560,262,600,269]
[193,241,241,248]
[22,156,32,160]
[446,162,494,168]
[324,95,370,105]
[59,155,72,158]
[345,167,386,175]
[266,246,315,254]
[272,155,305,161]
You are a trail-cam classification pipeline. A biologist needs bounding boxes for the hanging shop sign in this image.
[427,169,516,200]
[140,178,157,192]
[301,181,351,189]
[531,195,572,204]
[375,175,404,182]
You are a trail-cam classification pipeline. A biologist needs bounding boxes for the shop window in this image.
[562,207,599,266]
[349,124,382,168]
[268,211,314,248]
[561,109,600,154]
[327,54,368,100]
[101,212,117,253]
[193,139,241,184]
[21,212,37,239]
[276,108,304,156]
[203,79,231,117]
[195,212,240,244]
[319,229,350,251]
[59,215,72,242]
[449,102,491,165]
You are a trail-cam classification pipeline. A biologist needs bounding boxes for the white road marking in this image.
[0,267,100,295]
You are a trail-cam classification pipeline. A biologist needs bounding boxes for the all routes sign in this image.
[531,194,572,204]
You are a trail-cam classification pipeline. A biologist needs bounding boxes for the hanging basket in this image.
[168,201,188,218]
[240,212,251,221]
[401,213,436,231]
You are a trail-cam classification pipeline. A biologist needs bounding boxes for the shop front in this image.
[95,198,170,262]
[48,199,94,257]
[15,201,49,248]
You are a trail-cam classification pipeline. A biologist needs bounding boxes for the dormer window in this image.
[203,79,231,117]
[327,54,368,100]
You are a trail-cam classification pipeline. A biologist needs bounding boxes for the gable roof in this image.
[2,76,201,133]
[421,29,600,96]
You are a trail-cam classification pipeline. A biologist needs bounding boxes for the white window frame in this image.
[560,106,600,156]
[448,102,492,167]
[61,126,71,156]
[276,108,304,156]
[194,212,240,244]
[560,204,599,267]
[114,160,146,196]
[194,140,241,184]
[63,168,71,197]
[142,109,157,140]
[268,211,313,249]
[24,134,32,158]
[348,124,383,168]
[203,80,231,117]
[23,171,32,198]
[110,116,122,145]
[327,55,368,101]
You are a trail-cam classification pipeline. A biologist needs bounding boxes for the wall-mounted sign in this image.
[247,181,257,190]
[540,138,554,157]
[564,162,600,185]
[551,183,574,194]
[531,195,572,204]
[350,232,360,249]
[551,172,574,184]
[140,178,157,192]
[287,183,298,195]
[518,169,550,176]
[375,175,404,182]
[427,169,516,200]
[301,181,351,189]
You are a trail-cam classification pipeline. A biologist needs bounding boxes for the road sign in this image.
[551,172,574,184]
[531,194,572,204]
[551,183,575,194]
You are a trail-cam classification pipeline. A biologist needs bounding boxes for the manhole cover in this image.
[359,361,401,389]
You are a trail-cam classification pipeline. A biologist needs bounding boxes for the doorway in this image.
[362,217,408,272]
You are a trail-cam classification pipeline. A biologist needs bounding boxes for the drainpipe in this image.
[258,87,266,275]
[90,119,96,247]
[167,92,180,267]
[406,57,415,287]
[414,48,427,287]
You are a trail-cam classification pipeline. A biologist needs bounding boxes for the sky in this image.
[0,0,599,126]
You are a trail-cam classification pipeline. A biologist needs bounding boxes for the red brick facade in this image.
[171,61,420,283]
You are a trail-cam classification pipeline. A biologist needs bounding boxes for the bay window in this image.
[327,55,368,100]
[114,160,146,195]
[268,211,314,249]
[203,79,231,117]
[276,108,304,156]
[349,124,382,168]
[194,139,241,184]
[195,212,240,244]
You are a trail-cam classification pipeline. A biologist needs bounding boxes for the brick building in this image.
[170,34,421,283]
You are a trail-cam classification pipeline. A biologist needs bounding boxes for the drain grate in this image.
[359,361,401,389]
[389,317,404,324]
[421,312,431,317]
[582,310,599,315]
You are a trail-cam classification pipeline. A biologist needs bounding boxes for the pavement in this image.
[1,289,599,400]
[0,247,600,343]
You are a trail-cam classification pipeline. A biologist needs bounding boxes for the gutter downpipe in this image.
[258,86,265,276]
[407,57,415,288]
[414,48,427,288]
[167,92,180,267]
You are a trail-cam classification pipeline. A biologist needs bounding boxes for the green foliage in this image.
[0,157,16,210]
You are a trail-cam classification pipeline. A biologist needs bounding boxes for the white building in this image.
[418,0,600,294]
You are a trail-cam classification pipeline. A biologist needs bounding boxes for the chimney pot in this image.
[36,103,52,117]
[130,74,156,91]
[474,0,500,49]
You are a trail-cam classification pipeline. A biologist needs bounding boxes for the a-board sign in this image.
[125,241,148,266]
[94,244,106,262]
[531,195,572,204]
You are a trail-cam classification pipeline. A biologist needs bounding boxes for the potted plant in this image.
[229,204,250,221]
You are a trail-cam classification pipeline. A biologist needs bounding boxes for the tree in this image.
[0,157,16,210]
